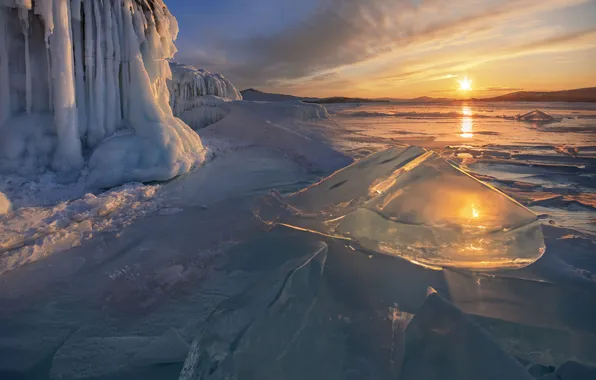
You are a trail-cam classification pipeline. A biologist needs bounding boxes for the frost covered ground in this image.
[0,99,595,379]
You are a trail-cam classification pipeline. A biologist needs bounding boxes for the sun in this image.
[458,76,472,91]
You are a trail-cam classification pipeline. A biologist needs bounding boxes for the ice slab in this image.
[518,110,557,122]
[400,289,533,380]
[179,236,328,380]
[257,146,545,270]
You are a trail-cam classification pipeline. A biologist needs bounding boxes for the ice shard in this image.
[400,289,533,380]
[258,146,545,271]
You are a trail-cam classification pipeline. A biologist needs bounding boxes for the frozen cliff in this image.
[0,0,206,188]
[168,62,241,115]
[168,62,241,130]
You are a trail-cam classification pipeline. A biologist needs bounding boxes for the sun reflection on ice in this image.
[460,106,474,138]
[471,206,480,219]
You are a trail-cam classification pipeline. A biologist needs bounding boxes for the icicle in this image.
[120,0,130,121]
[33,0,54,47]
[71,0,86,139]
[50,0,83,172]
[104,0,116,136]
[71,0,82,21]
[112,0,122,124]
[46,43,53,111]
[16,0,33,9]
[0,7,10,127]
[83,0,95,141]
[2,0,206,187]
[92,0,105,145]
[17,7,33,114]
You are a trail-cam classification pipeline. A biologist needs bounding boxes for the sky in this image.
[167,0,596,98]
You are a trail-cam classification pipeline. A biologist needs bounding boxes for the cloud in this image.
[176,0,594,92]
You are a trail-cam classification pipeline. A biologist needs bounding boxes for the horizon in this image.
[239,85,596,100]
[167,0,596,99]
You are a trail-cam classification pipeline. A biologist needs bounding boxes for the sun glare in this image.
[458,76,472,91]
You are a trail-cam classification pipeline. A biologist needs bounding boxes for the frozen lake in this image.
[0,100,595,379]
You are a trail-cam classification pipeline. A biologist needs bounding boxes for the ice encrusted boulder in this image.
[0,0,205,187]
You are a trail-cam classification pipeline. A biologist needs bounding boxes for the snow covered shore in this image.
[0,97,346,275]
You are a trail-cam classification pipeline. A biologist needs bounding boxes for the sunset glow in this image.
[169,0,596,98]
[458,77,473,92]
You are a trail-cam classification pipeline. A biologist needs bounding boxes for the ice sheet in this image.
[258,146,545,270]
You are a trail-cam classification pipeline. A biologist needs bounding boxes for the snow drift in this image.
[0,0,205,188]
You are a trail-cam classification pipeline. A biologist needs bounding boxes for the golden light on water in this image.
[460,106,474,138]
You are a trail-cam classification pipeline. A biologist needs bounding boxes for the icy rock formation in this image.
[0,190,11,215]
[167,63,241,130]
[0,0,205,187]
[168,62,241,115]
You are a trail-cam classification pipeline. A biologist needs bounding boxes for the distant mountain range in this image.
[241,87,596,104]
[475,87,596,102]
[240,89,388,104]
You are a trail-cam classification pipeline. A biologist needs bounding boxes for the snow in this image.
[0,0,206,187]
[0,95,345,275]
[0,183,161,274]
[0,190,10,215]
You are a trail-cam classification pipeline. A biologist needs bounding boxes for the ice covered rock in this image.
[258,146,545,271]
[0,0,205,187]
[399,289,533,380]
[168,62,241,115]
[167,63,242,129]
[0,190,10,215]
